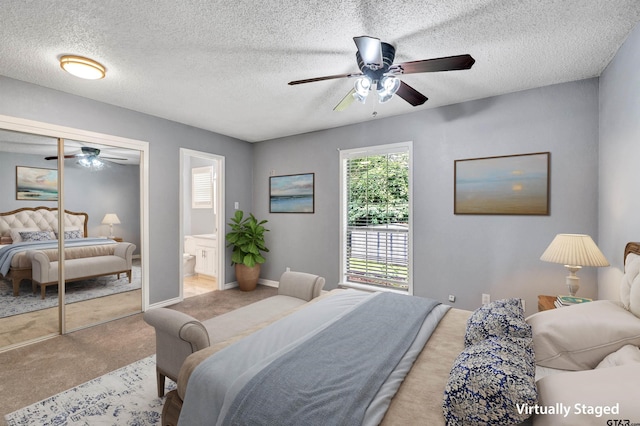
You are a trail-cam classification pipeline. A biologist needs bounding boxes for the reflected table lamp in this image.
[540,233,609,296]
[101,213,121,239]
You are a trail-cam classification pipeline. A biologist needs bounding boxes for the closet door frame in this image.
[0,114,150,335]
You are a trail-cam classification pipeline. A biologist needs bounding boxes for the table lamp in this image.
[101,213,121,239]
[540,233,609,296]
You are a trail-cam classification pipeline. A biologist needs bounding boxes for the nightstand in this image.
[537,295,556,312]
[110,237,123,242]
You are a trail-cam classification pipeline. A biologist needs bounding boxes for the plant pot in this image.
[235,263,260,291]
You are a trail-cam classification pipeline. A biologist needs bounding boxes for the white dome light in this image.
[60,55,106,80]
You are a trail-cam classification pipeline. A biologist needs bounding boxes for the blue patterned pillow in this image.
[55,230,84,239]
[465,298,532,346]
[18,230,53,242]
[63,230,84,239]
[443,337,537,425]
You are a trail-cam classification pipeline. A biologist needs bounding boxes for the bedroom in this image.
[0,1,639,424]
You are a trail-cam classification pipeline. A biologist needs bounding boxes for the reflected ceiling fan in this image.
[288,36,475,111]
[45,146,127,168]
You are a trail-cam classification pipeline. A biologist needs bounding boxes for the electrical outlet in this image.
[234,202,239,209]
[482,293,491,305]
[286,266,291,272]
[448,295,456,303]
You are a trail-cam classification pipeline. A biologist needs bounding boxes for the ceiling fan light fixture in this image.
[60,55,106,80]
[353,76,372,103]
[78,156,105,170]
[377,76,401,103]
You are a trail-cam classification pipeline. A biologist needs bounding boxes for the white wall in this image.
[254,79,600,315]
[598,23,640,300]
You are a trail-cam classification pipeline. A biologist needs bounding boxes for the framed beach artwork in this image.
[454,152,549,215]
[269,173,315,213]
[16,166,58,201]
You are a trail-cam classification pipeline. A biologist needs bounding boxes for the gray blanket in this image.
[0,238,116,275]
[179,290,450,426]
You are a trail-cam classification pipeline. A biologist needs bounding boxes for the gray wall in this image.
[0,76,254,304]
[0,151,141,252]
[598,23,640,299]
[254,79,600,315]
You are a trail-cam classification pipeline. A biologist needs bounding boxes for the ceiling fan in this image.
[45,146,127,168]
[288,36,475,111]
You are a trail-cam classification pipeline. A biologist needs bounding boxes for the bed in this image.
[0,206,129,296]
[164,242,640,426]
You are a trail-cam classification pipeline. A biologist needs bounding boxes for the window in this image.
[192,166,215,209]
[340,142,412,292]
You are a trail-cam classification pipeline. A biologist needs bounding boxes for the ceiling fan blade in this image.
[396,81,428,106]
[288,72,362,85]
[45,154,78,160]
[395,54,475,74]
[353,36,383,68]
[334,88,357,112]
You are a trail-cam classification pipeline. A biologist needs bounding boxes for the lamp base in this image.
[565,265,581,296]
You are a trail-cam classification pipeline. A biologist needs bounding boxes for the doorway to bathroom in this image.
[179,149,225,298]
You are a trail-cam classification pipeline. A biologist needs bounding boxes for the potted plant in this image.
[225,210,269,291]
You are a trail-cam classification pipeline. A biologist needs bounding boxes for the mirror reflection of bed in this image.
[0,130,143,351]
[0,206,141,349]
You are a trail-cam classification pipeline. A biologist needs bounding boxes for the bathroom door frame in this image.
[179,148,225,297]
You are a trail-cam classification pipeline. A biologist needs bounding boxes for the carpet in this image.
[0,260,141,319]
[4,355,174,425]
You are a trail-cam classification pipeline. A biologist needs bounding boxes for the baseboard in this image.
[223,278,279,290]
[258,278,279,288]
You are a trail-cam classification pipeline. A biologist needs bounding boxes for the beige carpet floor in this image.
[0,285,277,423]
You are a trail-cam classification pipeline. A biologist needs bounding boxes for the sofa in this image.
[27,242,136,299]
[143,270,326,397]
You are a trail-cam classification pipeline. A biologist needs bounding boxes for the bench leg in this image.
[127,270,132,283]
[157,368,166,397]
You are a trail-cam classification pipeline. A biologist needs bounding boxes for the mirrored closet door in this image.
[0,118,148,352]
[0,129,61,348]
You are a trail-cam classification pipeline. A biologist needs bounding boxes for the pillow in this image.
[9,227,39,243]
[527,300,640,370]
[62,230,84,240]
[620,252,640,318]
[595,344,640,369]
[465,298,531,346]
[54,227,83,239]
[533,364,640,426]
[443,337,537,425]
[17,230,54,242]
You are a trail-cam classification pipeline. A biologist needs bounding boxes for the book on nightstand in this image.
[555,295,593,307]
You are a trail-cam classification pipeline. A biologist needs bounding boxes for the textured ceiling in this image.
[1,1,639,143]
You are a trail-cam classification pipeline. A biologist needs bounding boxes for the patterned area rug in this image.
[0,260,141,319]
[4,355,175,425]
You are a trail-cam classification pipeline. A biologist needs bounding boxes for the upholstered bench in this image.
[27,242,136,299]
[143,270,325,397]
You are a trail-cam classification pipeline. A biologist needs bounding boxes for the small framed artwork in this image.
[270,173,315,213]
[454,152,549,215]
[16,166,58,201]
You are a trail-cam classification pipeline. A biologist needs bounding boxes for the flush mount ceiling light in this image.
[59,55,106,80]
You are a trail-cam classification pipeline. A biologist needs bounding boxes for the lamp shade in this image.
[540,234,609,267]
[101,213,121,225]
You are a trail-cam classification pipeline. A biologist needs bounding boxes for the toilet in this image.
[183,236,196,276]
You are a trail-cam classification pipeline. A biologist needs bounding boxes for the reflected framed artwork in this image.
[270,173,314,213]
[454,152,549,215]
[16,166,58,201]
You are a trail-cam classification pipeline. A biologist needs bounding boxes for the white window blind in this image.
[192,166,214,209]
[341,143,411,291]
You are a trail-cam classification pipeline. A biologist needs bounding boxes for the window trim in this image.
[339,141,413,295]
